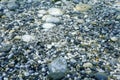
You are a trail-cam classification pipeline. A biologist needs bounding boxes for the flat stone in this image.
[45,16,60,23]
[21,35,35,42]
[74,3,92,12]
[48,8,63,16]
[94,72,108,80]
[110,36,118,41]
[42,23,56,30]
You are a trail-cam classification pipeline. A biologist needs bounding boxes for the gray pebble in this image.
[0,44,12,53]
[48,57,67,79]
[7,2,19,10]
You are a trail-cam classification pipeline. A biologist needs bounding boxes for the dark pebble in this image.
[94,72,108,80]
[0,37,4,43]
[48,72,65,80]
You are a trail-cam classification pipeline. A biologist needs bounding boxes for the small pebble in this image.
[42,23,56,30]
[83,62,93,68]
[110,36,118,41]
[48,8,64,16]
[21,35,35,42]
[74,3,92,12]
[0,44,12,53]
[94,72,108,80]
[45,16,60,23]
[7,2,19,10]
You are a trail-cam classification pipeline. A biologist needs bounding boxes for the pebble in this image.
[83,62,93,68]
[21,35,35,42]
[37,10,47,18]
[110,36,118,41]
[113,2,120,10]
[73,0,81,4]
[116,14,120,20]
[45,16,60,23]
[42,15,52,21]
[48,57,67,79]
[48,8,64,16]
[7,2,19,10]
[0,44,12,53]
[42,23,56,30]
[0,37,4,43]
[94,72,108,80]
[74,3,92,12]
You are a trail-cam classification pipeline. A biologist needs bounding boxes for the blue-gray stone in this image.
[94,72,108,80]
[48,57,67,80]
[7,2,19,10]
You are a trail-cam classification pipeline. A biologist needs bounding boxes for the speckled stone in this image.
[74,3,92,12]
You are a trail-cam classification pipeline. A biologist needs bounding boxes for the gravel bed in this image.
[0,0,120,80]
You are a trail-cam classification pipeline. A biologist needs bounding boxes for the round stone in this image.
[21,35,35,42]
[48,8,63,16]
[83,62,93,68]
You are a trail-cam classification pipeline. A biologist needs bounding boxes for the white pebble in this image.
[48,8,63,16]
[46,16,60,23]
[22,35,35,42]
[42,23,55,30]
[110,37,118,41]
[42,15,52,21]
[83,62,93,68]
[37,10,47,18]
